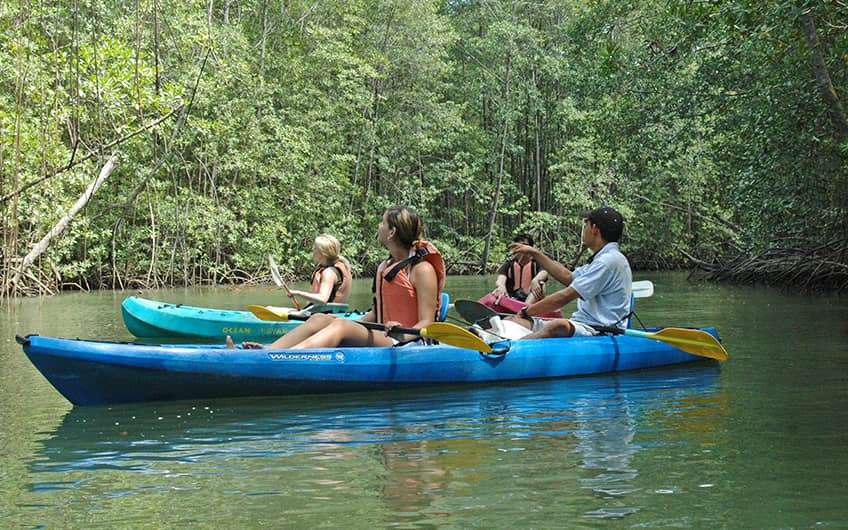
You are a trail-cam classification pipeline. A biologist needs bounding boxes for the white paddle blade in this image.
[632,280,654,299]
[267,255,284,288]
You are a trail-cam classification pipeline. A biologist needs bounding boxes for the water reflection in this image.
[28,365,723,525]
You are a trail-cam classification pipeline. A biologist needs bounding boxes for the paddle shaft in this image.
[506,317,702,343]
[269,255,302,310]
[586,324,628,335]
[279,278,302,310]
[283,311,421,335]
[281,283,302,310]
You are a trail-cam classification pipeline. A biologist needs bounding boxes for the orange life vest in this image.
[310,260,352,303]
[373,241,446,327]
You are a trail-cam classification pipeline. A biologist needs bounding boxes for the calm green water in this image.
[1,273,847,528]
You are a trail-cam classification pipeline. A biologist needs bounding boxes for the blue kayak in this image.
[121,296,365,341]
[18,328,720,406]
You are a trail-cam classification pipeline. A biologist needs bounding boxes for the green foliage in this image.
[1,0,846,291]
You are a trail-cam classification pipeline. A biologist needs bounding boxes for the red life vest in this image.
[510,260,536,294]
[310,260,352,303]
[373,241,446,327]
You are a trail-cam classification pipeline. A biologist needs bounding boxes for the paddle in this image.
[454,299,727,361]
[246,305,492,353]
[268,255,301,310]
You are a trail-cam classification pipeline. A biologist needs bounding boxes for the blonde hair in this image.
[314,234,352,272]
[383,205,422,247]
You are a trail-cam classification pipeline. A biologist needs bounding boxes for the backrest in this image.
[438,292,451,322]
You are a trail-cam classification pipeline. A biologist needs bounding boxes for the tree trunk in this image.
[7,48,26,295]
[153,0,161,96]
[9,155,118,292]
[800,12,848,140]
[480,54,513,271]
[364,77,379,202]
[260,0,268,74]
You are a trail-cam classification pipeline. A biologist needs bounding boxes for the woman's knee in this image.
[324,318,368,345]
[321,317,360,337]
[306,313,335,326]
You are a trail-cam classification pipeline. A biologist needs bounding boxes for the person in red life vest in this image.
[490,233,549,304]
[241,206,445,349]
[287,234,353,305]
[477,233,560,317]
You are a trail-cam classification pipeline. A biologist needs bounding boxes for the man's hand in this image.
[383,320,403,338]
[508,242,538,257]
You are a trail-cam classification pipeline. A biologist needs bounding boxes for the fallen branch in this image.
[9,154,118,291]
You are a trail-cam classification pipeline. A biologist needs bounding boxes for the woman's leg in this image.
[267,313,337,348]
[524,283,546,305]
[292,319,396,349]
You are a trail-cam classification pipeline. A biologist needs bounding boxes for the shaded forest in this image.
[1,0,846,296]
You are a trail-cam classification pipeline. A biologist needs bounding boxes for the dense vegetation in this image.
[2,0,846,296]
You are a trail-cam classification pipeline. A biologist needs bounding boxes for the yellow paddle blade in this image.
[246,304,291,322]
[420,322,492,353]
[650,328,729,361]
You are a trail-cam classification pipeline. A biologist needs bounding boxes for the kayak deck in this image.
[121,296,364,341]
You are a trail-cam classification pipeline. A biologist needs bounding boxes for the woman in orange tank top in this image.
[287,235,353,305]
[244,206,445,350]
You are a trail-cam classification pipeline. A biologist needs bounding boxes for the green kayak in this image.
[121,296,365,342]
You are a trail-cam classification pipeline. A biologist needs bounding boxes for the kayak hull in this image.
[121,296,364,341]
[20,329,721,406]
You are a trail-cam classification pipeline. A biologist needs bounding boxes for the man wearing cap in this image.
[505,206,633,339]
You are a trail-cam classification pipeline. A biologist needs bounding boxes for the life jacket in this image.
[507,259,537,296]
[310,260,352,303]
[373,240,446,327]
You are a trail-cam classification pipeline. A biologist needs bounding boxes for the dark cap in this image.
[582,206,624,242]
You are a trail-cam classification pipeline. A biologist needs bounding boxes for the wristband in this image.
[519,307,532,321]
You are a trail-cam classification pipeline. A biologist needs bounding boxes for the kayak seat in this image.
[438,292,451,322]
[626,293,635,329]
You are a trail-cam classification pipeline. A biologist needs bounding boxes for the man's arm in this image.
[290,269,336,304]
[525,286,580,316]
[508,243,573,286]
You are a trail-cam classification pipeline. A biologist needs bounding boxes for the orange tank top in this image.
[373,241,446,327]
[310,260,352,303]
